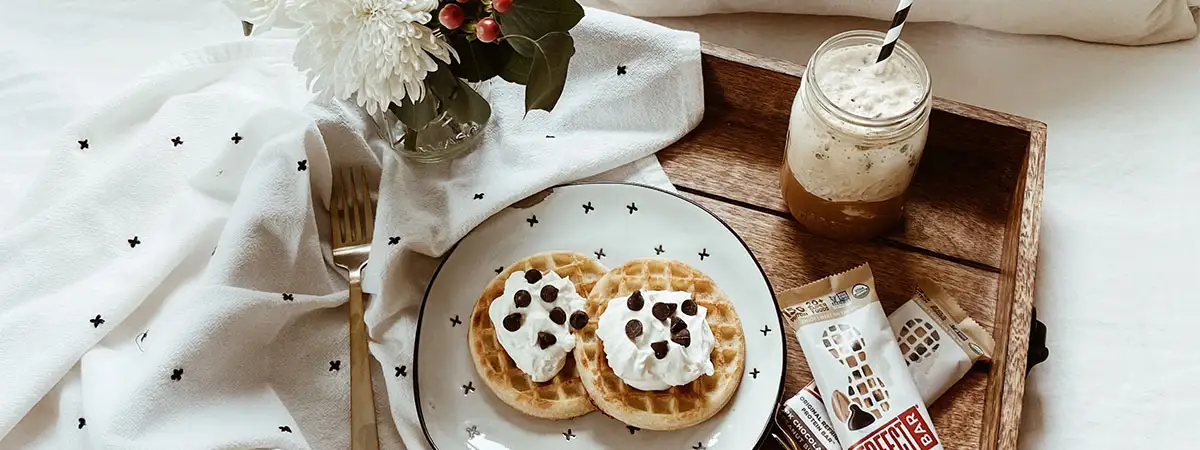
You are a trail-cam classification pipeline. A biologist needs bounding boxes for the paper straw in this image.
[876,0,913,63]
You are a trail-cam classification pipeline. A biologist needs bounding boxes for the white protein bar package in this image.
[777,278,995,450]
[779,263,942,450]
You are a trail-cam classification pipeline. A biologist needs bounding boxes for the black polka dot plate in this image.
[414,182,785,449]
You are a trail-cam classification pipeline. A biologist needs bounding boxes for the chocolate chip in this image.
[847,404,876,431]
[540,285,559,303]
[651,302,677,321]
[625,319,643,341]
[569,311,589,330]
[670,317,687,334]
[671,329,691,347]
[680,299,698,316]
[514,290,532,308]
[650,340,669,359]
[549,307,566,325]
[627,291,644,311]
[524,269,542,284]
[502,313,523,332]
[537,331,556,349]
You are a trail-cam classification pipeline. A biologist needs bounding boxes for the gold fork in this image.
[331,166,380,450]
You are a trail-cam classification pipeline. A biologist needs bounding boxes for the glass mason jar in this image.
[780,30,932,241]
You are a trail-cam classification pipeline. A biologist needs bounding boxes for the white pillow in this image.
[582,0,1199,45]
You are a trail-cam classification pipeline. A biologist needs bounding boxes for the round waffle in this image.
[468,251,607,419]
[574,258,746,430]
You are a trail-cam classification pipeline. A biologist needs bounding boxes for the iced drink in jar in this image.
[781,30,932,241]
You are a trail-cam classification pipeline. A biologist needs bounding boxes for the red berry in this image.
[439,4,464,29]
[476,17,500,43]
[493,0,513,13]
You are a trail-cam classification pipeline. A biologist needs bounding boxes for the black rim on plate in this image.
[412,182,787,449]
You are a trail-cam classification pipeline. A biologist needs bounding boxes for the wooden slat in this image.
[685,194,999,449]
[661,48,1036,270]
[984,122,1046,450]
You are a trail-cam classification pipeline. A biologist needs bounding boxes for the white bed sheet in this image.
[1,1,1197,448]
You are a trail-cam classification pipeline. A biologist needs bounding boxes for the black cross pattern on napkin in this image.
[617,65,627,75]
[170,368,183,381]
[297,160,307,171]
[395,365,407,377]
[282,293,294,301]
[450,315,462,327]
[563,429,576,441]
[626,425,640,435]
[495,266,504,274]
[387,236,401,245]
[594,248,606,259]
[693,443,707,450]
[279,426,292,433]
[77,418,86,429]
[89,315,105,328]
[329,360,341,372]
[698,248,710,260]
[128,236,141,248]
[135,331,149,352]
[231,133,243,144]
[626,202,638,214]
[761,325,771,336]
[171,136,183,147]
[462,381,475,395]
[78,140,89,150]
[526,215,538,227]
[654,245,664,255]
[466,425,481,439]
[750,368,760,379]
[473,193,484,200]
[582,202,594,214]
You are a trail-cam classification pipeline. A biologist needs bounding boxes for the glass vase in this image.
[376,107,487,164]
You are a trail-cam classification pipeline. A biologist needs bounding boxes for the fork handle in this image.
[349,281,380,450]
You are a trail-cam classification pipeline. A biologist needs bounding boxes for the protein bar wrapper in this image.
[779,263,942,450]
[778,278,995,449]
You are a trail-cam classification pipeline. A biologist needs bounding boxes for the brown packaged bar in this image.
[776,278,994,449]
[779,264,942,450]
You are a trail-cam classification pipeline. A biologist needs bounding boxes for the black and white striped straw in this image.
[876,0,913,63]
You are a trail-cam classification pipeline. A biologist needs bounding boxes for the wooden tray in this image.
[656,43,1046,449]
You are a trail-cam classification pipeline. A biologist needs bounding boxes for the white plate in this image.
[414,183,786,450]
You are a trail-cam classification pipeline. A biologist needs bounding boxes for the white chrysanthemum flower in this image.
[224,0,301,34]
[292,0,457,114]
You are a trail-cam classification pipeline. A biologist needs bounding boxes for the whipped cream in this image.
[596,290,716,391]
[488,269,588,382]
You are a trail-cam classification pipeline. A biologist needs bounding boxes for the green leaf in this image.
[497,0,584,56]
[427,63,492,126]
[506,32,575,112]
[443,80,492,125]
[389,93,438,131]
[448,34,510,82]
[499,49,532,85]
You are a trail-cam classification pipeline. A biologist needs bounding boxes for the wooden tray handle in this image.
[1026,307,1049,375]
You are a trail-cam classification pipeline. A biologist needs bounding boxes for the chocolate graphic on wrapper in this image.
[846,404,876,431]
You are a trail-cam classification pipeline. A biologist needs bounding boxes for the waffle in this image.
[574,258,746,430]
[468,251,608,419]
[821,323,890,431]
[897,318,941,365]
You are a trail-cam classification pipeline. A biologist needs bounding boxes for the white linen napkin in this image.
[0,8,701,450]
